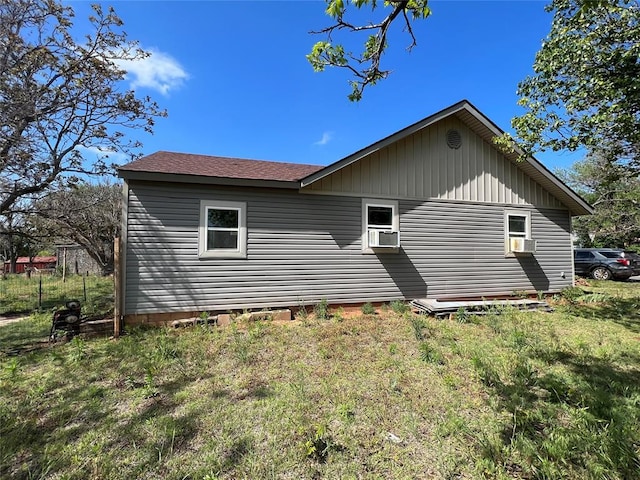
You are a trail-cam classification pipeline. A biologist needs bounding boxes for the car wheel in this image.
[591,266,612,280]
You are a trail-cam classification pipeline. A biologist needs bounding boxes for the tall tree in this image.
[0,211,40,274]
[501,0,640,168]
[308,0,431,101]
[33,183,121,275]
[557,152,640,248]
[0,0,165,216]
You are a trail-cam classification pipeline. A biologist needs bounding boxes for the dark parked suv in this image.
[574,248,640,280]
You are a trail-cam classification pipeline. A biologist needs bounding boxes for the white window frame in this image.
[504,209,531,255]
[199,200,247,259]
[362,198,399,253]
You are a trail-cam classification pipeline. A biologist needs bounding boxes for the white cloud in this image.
[313,131,333,146]
[76,145,128,164]
[115,48,188,95]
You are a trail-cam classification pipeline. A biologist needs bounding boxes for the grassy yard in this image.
[1,281,639,479]
[0,274,114,316]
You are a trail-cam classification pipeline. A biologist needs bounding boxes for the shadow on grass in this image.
[566,296,640,334]
[0,323,276,480]
[0,370,212,479]
[476,345,640,478]
[0,380,116,479]
[0,316,52,356]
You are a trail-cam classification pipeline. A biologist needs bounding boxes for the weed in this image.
[390,300,409,314]
[361,302,376,315]
[296,298,308,321]
[303,423,332,461]
[409,315,427,341]
[510,329,529,351]
[576,340,591,360]
[485,312,503,334]
[389,374,402,393]
[336,402,356,422]
[313,299,329,320]
[475,433,508,476]
[67,336,87,363]
[252,309,273,323]
[3,357,20,381]
[248,320,266,340]
[512,289,528,299]
[332,306,345,322]
[142,369,159,398]
[442,373,460,389]
[123,374,137,390]
[419,342,446,365]
[153,331,180,363]
[578,292,612,303]
[471,356,501,387]
[561,286,584,303]
[454,306,470,324]
[231,327,251,364]
[437,410,468,437]
[511,356,537,387]
[199,310,211,325]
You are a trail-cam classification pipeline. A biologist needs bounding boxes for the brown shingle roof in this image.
[119,151,324,182]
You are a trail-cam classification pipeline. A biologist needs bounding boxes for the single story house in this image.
[118,100,592,325]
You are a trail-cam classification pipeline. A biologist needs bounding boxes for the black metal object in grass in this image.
[49,299,84,343]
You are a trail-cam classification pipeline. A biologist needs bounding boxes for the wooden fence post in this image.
[113,237,121,338]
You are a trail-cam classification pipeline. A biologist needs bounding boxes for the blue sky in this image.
[71,0,581,172]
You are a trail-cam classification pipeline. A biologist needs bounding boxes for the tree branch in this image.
[308,0,431,101]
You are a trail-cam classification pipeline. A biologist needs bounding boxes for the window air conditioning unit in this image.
[368,230,400,248]
[509,237,537,253]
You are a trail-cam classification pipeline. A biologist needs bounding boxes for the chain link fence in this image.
[0,273,114,316]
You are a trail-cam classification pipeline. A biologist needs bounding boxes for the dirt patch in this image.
[0,315,28,327]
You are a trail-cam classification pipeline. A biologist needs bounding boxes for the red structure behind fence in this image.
[3,256,57,274]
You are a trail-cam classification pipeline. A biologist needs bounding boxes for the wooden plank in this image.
[411,298,552,315]
[113,236,121,338]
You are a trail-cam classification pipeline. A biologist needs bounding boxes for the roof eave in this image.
[118,169,302,189]
[514,154,594,217]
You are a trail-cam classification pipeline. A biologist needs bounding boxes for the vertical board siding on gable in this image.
[307,118,564,210]
[125,182,573,314]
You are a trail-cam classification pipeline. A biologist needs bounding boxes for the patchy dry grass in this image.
[1,281,639,479]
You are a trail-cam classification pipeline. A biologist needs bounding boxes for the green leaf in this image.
[325,0,345,18]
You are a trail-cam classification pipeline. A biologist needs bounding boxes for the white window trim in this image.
[362,198,399,253]
[199,200,247,259]
[504,209,531,256]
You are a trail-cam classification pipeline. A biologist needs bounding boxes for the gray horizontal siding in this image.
[305,117,564,209]
[124,182,573,314]
[400,201,572,297]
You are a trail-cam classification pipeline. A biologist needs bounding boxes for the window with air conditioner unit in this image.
[505,210,536,254]
[509,237,537,253]
[368,229,400,248]
[362,198,399,252]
